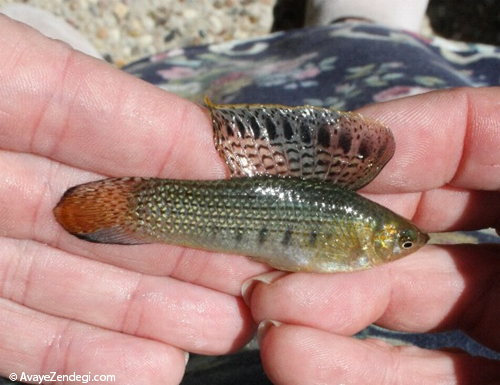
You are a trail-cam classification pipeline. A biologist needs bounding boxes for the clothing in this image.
[125,23,500,110]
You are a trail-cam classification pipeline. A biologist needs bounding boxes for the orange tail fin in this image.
[54,177,146,244]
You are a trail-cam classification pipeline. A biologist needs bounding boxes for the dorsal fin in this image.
[206,97,395,190]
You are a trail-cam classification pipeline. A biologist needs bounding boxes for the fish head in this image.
[391,226,429,258]
[371,219,429,266]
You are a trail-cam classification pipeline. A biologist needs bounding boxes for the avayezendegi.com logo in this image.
[9,372,116,383]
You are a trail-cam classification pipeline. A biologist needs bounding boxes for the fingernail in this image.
[257,319,282,347]
[184,351,190,366]
[241,271,288,306]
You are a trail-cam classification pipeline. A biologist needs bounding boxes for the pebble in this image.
[0,0,275,65]
[138,34,153,47]
[113,2,128,19]
[209,15,224,35]
[182,8,199,20]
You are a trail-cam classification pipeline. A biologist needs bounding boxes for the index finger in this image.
[357,87,500,232]
[359,87,500,193]
[0,17,265,295]
[0,15,225,180]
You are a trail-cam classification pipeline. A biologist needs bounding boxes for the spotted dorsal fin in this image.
[206,97,395,190]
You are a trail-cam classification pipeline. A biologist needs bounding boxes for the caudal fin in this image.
[54,177,147,245]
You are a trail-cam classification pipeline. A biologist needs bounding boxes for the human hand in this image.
[0,16,268,384]
[246,87,500,384]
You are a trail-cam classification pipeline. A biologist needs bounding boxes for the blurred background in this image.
[0,0,498,66]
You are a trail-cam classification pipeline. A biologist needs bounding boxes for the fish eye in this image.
[399,229,417,249]
[402,241,414,249]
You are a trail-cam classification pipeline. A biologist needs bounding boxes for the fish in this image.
[53,98,428,273]
[54,176,428,273]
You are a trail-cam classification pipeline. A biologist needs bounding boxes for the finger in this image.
[410,186,500,232]
[377,244,500,353]
[1,238,255,355]
[0,299,186,385]
[358,86,500,193]
[248,245,500,352]
[362,187,500,233]
[0,15,225,179]
[259,323,500,385]
[356,87,500,232]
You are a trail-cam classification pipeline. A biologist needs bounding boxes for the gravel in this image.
[2,0,499,67]
[0,0,276,66]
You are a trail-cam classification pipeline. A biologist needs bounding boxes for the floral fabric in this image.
[125,23,500,110]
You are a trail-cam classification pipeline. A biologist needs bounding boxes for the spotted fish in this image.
[53,98,428,273]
